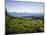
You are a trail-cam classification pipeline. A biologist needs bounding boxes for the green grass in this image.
[6,16,44,34]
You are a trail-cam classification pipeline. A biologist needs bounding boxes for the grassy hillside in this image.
[6,15,44,34]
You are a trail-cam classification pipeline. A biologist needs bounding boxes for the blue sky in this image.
[6,0,44,13]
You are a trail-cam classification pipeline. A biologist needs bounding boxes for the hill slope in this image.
[6,15,44,34]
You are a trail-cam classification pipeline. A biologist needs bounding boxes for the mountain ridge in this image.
[8,12,43,17]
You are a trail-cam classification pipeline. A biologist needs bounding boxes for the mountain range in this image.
[8,12,43,17]
[7,12,44,19]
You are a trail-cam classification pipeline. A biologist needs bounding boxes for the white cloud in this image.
[15,8,33,13]
[7,7,43,13]
[7,7,33,13]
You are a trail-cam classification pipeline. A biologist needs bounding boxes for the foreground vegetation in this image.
[6,15,44,34]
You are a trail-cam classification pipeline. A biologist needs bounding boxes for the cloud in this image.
[15,8,33,13]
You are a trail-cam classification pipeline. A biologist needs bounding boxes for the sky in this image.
[6,0,44,13]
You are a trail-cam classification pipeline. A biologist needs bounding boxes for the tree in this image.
[5,8,8,16]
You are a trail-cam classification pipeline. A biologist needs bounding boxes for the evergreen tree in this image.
[5,8,8,16]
